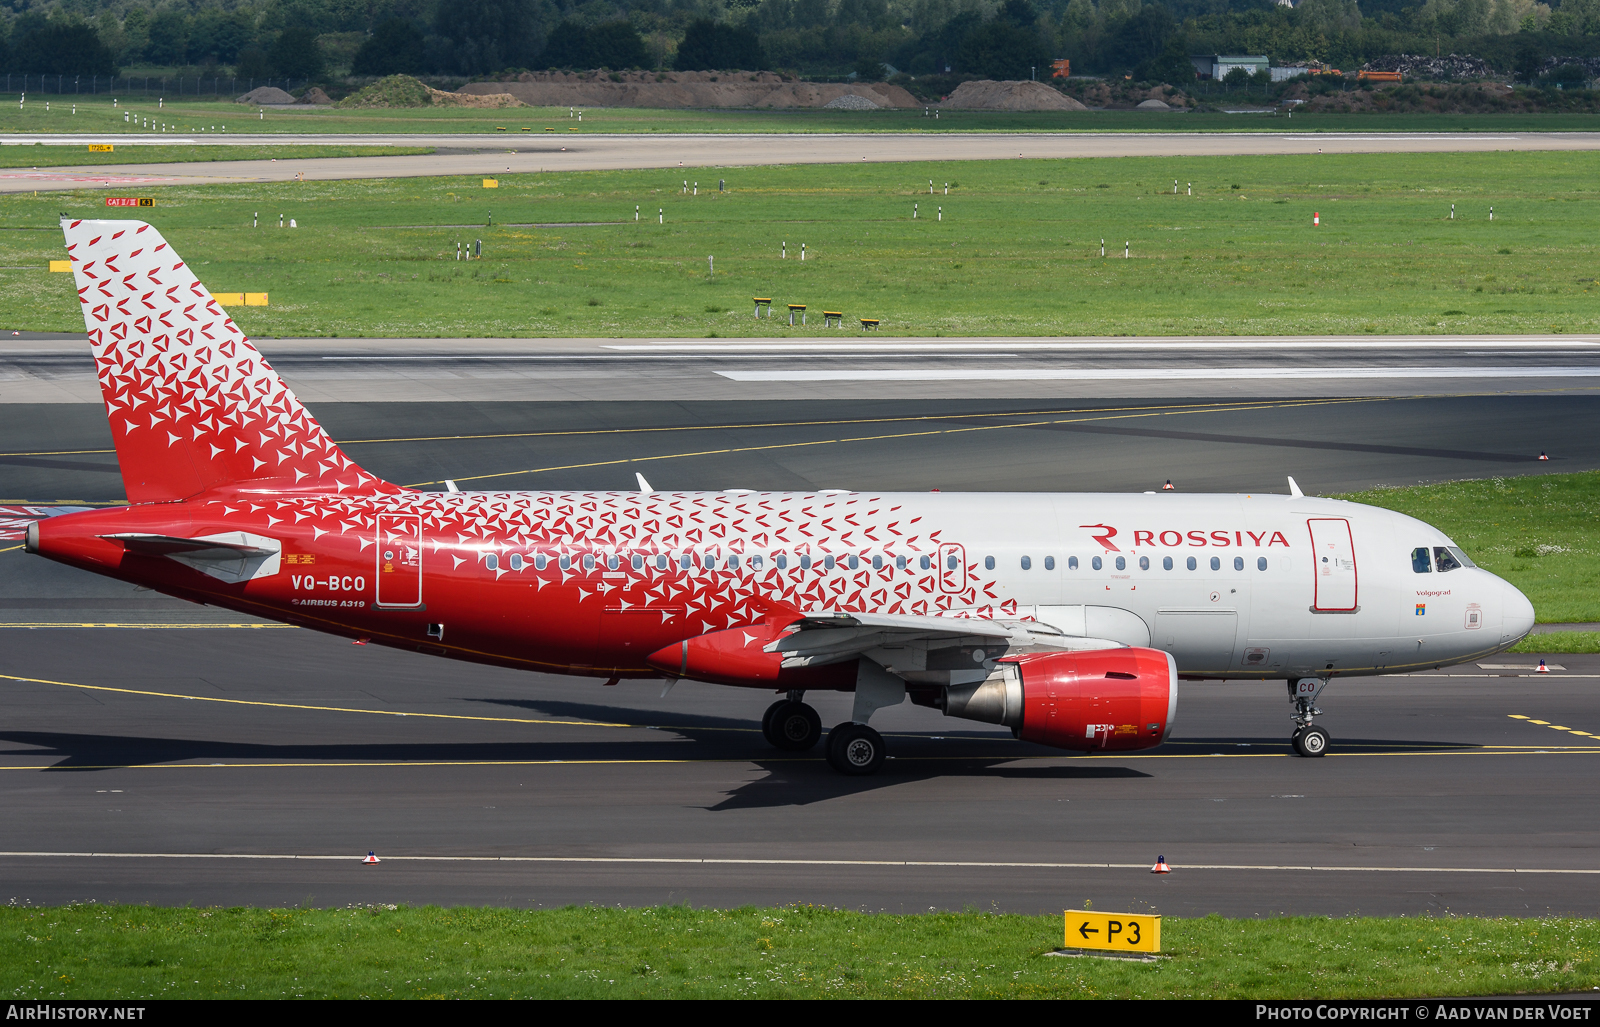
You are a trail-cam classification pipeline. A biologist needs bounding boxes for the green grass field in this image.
[1,150,1596,338]
[8,95,1600,135]
[1338,471,1600,624]
[0,144,434,167]
[4,904,1597,999]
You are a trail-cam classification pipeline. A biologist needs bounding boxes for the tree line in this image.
[0,0,1596,84]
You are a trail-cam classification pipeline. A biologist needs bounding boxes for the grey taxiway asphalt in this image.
[2,375,1598,914]
[7,333,1600,404]
[3,130,1599,191]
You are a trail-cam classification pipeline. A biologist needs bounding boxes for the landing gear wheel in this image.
[826,722,887,776]
[1292,725,1330,757]
[761,700,786,746]
[767,701,822,751]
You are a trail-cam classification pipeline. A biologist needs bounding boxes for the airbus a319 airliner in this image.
[26,220,1536,774]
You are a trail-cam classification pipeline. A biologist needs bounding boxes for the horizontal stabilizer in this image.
[102,532,275,558]
[101,530,281,584]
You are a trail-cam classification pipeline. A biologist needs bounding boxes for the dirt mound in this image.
[823,94,881,109]
[296,86,333,105]
[339,74,526,109]
[339,75,432,107]
[1364,53,1492,79]
[236,86,295,105]
[940,80,1088,111]
[458,70,917,109]
[1136,98,1171,109]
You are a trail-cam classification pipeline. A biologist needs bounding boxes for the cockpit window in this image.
[1411,548,1432,573]
[1433,546,1462,573]
[1448,546,1476,569]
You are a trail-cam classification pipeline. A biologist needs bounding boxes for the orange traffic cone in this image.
[1536,660,1550,674]
[1162,480,1176,491]
[1539,451,1550,461]
[362,851,380,864]
[1151,855,1171,874]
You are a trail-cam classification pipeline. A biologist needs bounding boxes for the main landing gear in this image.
[825,722,887,776]
[761,691,822,752]
[1288,677,1332,757]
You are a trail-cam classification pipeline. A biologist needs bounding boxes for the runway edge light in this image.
[1152,854,1171,874]
[363,851,380,864]
[1064,910,1161,953]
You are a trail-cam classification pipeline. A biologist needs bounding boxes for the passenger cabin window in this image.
[847,555,859,570]
[984,556,995,570]
[655,554,667,570]
[559,555,571,571]
[775,555,787,569]
[751,555,764,570]
[1021,556,1032,570]
[800,555,813,570]
[582,554,595,571]
[1163,556,1173,571]
[535,554,548,570]
[702,554,715,570]
[1091,556,1101,570]
[1412,547,1432,573]
[632,554,644,570]
[919,556,931,570]
[680,554,693,570]
[1139,556,1150,571]
[896,556,907,570]
[607,554,619,571]
[1045,556,1056,570]
[946,555,958,571]
[1210,556,1221,571]
[1115,556,1126,571]
[871,555,883,570]
[1186,556,1197,571]
[1067,556,1077,570]
[509,554,523,571]
[824,555,836,570]
[1233,556,1244,571]
[1257,556,1268,571]
[728,555,740,569]
[486,554,499,571]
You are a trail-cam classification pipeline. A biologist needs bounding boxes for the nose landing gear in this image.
[1289,677,1332,757]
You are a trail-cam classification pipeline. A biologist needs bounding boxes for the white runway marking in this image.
[721,366,1600,382]
[616,339,1600,353]
[2,851,1597,874]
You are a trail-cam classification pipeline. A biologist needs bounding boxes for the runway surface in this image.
[1,372,1596,914]
[3,131,1599,191]
[6,333,1600,403]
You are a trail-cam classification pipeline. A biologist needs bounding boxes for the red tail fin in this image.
[62,218,396,504]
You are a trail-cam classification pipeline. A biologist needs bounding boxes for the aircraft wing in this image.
[768,609,1122,669]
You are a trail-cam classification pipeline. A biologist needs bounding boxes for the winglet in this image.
[1287,476,1304,497]
[636,472,653,493]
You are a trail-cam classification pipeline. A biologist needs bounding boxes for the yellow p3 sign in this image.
[1065,910,1160,953]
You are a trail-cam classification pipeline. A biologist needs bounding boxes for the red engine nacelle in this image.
[942,647,1176,752]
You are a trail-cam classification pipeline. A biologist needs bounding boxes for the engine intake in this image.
[942,647,1176,751]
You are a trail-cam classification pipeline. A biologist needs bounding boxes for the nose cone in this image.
[1501,578,1536,644]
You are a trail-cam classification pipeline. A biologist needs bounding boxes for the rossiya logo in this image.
[1081,524,1120,552]
[1081,525,1292,550]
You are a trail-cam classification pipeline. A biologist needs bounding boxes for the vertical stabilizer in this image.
[62,218,396,504]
